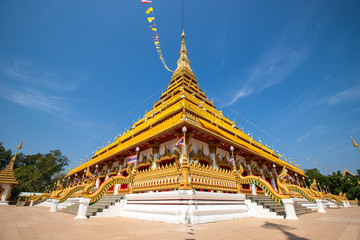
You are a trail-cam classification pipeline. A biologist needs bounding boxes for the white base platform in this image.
[93,190,248,224]
[0,201,9,205]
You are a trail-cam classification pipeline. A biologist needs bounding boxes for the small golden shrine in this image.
[0,147,20,203]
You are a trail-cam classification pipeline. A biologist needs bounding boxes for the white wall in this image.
[0,183,12,201]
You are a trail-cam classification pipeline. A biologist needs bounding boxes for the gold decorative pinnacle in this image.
[174,30,192,73]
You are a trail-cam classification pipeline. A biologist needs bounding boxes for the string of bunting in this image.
[67,85,167,160]
[203,88,333,174]
[351,136,360,156]
[21,85,167,191]
[142,0,174,72]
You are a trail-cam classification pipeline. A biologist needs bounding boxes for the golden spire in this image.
[351,137,358,147]
[174,30,192,73]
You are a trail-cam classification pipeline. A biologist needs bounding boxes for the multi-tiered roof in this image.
[0,154,18,185]
[68,31,304,177]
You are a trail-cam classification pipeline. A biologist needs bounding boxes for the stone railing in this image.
[189,162,238,193]
[131,163,181,193]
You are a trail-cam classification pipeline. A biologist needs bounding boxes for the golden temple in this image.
[23,31,349,222]
[67,31,305,190]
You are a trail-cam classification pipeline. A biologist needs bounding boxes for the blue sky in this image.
[0,0,359,175]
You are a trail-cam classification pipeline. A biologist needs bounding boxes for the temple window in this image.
[159,158,175,167]
[138,165,150,171]
[198,159,210,167]
[219,165,231,171]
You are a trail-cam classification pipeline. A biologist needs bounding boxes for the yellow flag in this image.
[151,28,157,31]
[145,7,153,14]
[358,149,360,156]
[284,157,288,162]
[17,140,23,149]
[147,17,155,23]
[278,153,283,158]
[295,163,299,167]
[352,137,359,147]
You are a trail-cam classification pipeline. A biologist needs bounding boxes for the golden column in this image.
[179,126,191,190]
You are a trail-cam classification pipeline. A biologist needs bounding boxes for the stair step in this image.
[59,195,124,217]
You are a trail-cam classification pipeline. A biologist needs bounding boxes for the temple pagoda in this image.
[66,31,305,193]
[38,31,348,223]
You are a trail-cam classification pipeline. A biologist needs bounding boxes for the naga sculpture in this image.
[238,164,290,205]
[82,165,132,205]
[276,167,291,195]
[309,179,320,197]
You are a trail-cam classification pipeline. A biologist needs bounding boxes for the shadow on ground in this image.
[262,222,309,240]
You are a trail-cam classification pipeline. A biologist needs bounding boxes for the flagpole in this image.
[182,126,187,162]
[182,0,184,31]
[179,126,191,190]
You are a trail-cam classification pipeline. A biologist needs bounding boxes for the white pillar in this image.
[50,199,60,212]
[95,178,100,189]
[210,153,216,168]
[342,201,349,207]
[316,199,326,213]
[30,200,34,206]
[251,184,257,195]
[248,165,256,195]
[152,153,158,169]
[0,184,11,201]
[75,198,91,219]
[114,184,120,195]
[271,174,278,191]
[282,198,298,220]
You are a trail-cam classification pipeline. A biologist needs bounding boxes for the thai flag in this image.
[126,155,138,165]
[141,0,151,3]
[229,154,234,163]
[173,136,185,150]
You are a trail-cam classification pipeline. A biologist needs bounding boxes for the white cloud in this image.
[0,86,69,115]
[0,60,94,129]
[227,49,308,106]
[297,125,327,142]
[226,1,329,106]
[325,85,360,105]
[1,60,78,91]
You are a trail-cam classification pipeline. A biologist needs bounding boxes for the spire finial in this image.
[174,30,192,72]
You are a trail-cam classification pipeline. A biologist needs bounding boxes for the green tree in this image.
[0,143,69,199]
[0,142,13,169]
[304,168,360,200]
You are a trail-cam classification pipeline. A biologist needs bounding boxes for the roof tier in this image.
[68,31,304,177]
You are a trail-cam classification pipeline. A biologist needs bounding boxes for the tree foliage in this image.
[0,142,68,199]
[304,168,360,200]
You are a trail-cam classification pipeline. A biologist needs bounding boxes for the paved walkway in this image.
[0,205,359,240]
